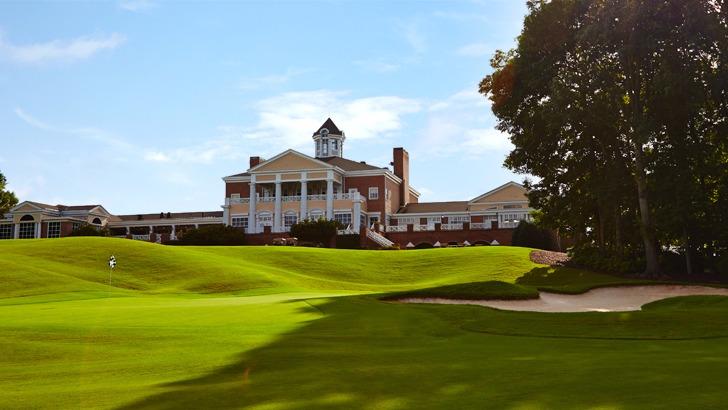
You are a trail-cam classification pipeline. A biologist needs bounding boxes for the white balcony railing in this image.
[470,222,491,230]
[386,225,407,232]
[228,197,250,204]
[132,234,150,241]
[441,223,463,231]
[307,194,327,201]
[282,196,301,202]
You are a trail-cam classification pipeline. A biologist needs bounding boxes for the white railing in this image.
[442,223,463,231]
[386,225,407,232]
[470,222,491,230]
[366,229,395,248]
[282,196,301,202]
[259,197,276,202]
[228,197,250,204]
[307,194,327,201]
[132,234,150,241]
[415,224,431,232]
[334,193,357,200]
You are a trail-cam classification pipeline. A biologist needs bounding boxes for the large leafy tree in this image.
[481,0,727,276]
[0,171,19,216]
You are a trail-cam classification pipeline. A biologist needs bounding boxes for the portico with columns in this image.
[224,152,365,234]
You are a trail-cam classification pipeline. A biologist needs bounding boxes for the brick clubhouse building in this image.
[1,119,533,248]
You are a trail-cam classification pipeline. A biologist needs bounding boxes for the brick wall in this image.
[384,227,515,248]
[226,182,250,197]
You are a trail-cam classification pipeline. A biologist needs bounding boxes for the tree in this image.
[481,0,727,277]
[290,219,342,247]
[0,171,19,216]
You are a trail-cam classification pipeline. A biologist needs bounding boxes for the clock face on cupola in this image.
[313,118,345,158]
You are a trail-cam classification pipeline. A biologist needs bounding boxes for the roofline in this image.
[247,149,336,173]
[468,181,526,204]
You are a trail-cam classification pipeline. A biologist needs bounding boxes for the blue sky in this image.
[0,0,527,214]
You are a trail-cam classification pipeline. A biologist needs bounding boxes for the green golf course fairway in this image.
[1,238,727,409]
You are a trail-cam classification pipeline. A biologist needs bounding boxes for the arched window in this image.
[92,218,102,225]
[283,211,298,228]
[20,214,34,221]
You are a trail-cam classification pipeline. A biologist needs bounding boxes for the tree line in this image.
[481,0,728,276]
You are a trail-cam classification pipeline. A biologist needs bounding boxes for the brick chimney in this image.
[393,147,410,207]
[249,156,262,169]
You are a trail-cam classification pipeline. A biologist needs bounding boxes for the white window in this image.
[449,216,471,223]
[334,213,352,227]
[368,187,379,200]
[348,188,358,194]
[18,223,35,239]
[284,213,298,227]
[0,224,12,239]
[72,222,81,232]
[309,209,325,220]
[369,215,380,225]
[47,222,61,238]
[231,216,248,229]
[231,193,240,199]
[257,213,273,227]
[322,139,328,155]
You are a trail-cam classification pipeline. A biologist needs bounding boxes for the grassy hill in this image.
[2,238,727,409]
[0,237,547,298]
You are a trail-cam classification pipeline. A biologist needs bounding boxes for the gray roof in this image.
[397,201,470,214]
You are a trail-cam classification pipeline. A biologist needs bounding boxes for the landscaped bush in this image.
[69,224,109,237]
[568,245,644,275]
[511,220,557,251]
[290,219,342,248]
[172,224,245,246]
[382,281,539,301]
[713,254,728,276]
[335,234,361,249]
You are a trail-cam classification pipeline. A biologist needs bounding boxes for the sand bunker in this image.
[399,285,728,312]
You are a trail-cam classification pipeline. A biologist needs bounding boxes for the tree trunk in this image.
[614,206,622,250]
[683,225,693,276]
[633,149,660,276]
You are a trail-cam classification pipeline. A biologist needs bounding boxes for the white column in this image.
[34,222,40,239]
[353,193,361,232]
[126,226,130,236]
[222,198,230,227]
[300,173,308,221]
[248,178,257,234]
[326,171,334,220]
[171,225,176,240]
[273,175,282,232]
[13,223,19,239]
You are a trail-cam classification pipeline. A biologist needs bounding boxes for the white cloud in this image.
[456,43,491,58]
[353,59,400,73]
[14,108,132,149]
[238,68,309,90]
[416,88,512,158]
[399,21,426,54]
[119,0,157,12]
[143,90,422,164]
[0,33,125,64]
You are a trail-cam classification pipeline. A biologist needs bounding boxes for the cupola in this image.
[312,118,345,158]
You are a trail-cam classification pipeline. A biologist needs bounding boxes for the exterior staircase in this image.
[366,229,395,249]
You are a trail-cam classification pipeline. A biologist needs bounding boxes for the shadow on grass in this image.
[113,293,728,410]
[515,266,649,294]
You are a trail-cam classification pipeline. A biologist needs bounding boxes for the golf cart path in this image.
[400,285,728,312]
